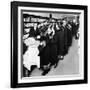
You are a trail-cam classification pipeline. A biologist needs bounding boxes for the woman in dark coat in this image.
[38,26,50,68]
[38,33,51,75]
[54,23,65,61]
[70,21,79,39]
[39,35,50,68]
[56,23,65,56]
[49,31,58,67]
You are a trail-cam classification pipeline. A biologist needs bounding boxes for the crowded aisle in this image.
[22,13,80,77]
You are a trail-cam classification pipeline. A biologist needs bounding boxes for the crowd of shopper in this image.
[23,14,80,76]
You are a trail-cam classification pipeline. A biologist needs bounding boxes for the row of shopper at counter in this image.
[23,19,79,76]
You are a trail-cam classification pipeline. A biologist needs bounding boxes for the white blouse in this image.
[23,37,40,71]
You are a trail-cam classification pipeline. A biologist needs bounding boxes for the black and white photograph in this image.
[11,1,87,88]
[22,12,80,77]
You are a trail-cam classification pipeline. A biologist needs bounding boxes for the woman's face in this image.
[24,28,30,33]
[63,20,67,27]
